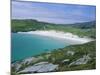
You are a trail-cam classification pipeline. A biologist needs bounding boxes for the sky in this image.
[12,1,96,24]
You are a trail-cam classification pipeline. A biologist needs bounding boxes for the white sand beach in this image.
[18,30,94,44]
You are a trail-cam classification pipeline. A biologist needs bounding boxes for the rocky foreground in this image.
[11,41,96,74]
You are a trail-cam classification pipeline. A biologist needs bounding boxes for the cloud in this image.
[12,1,96,24]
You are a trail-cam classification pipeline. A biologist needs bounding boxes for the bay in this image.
[11,33,70,62]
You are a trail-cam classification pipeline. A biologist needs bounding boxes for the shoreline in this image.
[17,30,94,44]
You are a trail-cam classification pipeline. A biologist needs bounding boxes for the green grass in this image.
[11,19,96,38]
[11,19,96,73]
[48,41,96,71]
[11,41,96,74]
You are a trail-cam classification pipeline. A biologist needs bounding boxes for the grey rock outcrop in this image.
[19,62,58,73]
[69,55,91,67]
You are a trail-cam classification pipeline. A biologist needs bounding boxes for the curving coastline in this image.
[18,30,94,44]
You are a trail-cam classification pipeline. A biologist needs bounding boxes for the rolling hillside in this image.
[11,19,96,38]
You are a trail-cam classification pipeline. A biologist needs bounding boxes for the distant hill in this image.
[11,19,96,31]
[11,19,96,38]
[68,21,96,29]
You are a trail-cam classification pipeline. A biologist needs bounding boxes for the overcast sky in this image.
[12,1,96,24]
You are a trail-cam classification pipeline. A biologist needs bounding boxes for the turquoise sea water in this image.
[11,33,70,62]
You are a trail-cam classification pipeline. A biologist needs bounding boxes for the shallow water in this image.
[11,33,72,62]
